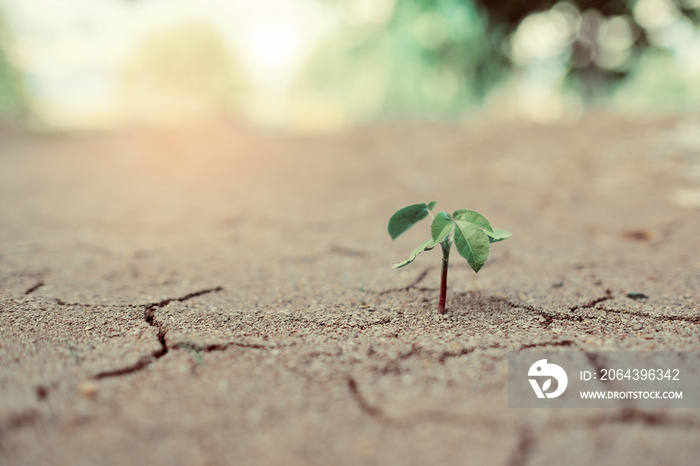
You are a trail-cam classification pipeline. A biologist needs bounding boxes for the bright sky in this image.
[0,0,335,127]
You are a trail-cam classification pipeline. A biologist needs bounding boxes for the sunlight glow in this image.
[245,18,302,68]
[0,0,332,128]
[510,8,576,65]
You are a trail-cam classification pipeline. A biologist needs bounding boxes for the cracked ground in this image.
[1,116,699,465]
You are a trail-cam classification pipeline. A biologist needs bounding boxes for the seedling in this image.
[388,202,511,314]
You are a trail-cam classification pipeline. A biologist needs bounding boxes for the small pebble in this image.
[78,381,99,399]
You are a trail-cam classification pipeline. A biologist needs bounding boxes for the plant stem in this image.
[438,239,451,314]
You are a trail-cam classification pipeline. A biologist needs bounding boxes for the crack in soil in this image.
[352,317,393,330]
[495,299,569,329]
[569,289,613,312]
[437,346,476,364]
[93,349,165,380]
[93,287,224,380]
[378,344,422,375]
[24,281,44,295]
[371,339,578,378]
[0,409,40,449]
[143,286,224,325]
[347,376,383,418]
[598,307,700,324]
[346,375,503,429]
[584,351,607,377]
[494,296,696,329]
[346,373,700,441]
[377,267,432,295]
[507,428,535,466]
[600,409,700,428]
[375,340,571,376]
[582,352,633,407]
[172,341,267,352]
[549,409,700,430]
[172,340,270,373]
[375,342,509,375]
[519,339,575,350]
[54,299,99,307]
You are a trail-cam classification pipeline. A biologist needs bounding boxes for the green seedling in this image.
[388,202,511,314]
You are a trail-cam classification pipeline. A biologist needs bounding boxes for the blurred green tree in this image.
[472,0,700,98]
[0,9,28,123]
[122,21,248,123]
[300,0,499,121]
[301,0,700,120]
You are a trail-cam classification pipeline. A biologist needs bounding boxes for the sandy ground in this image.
[1,115,699,465]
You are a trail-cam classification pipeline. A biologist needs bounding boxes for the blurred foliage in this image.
[0,9,27,121]
[302,0,700,121]
[300,0,501,121]
[472,0,700,95]
[611,49,700,111]
[122,21,248,122]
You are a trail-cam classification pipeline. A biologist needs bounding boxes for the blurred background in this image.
[0,0,699,132]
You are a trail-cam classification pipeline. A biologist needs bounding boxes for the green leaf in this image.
[453,220,490,273]
[392,238,437,268]
[485,228,512,243]
[452,210,493,232]
[431,212,453,243]
[453,209,511,243]
[388,202,436,240]
[427,201,437,211]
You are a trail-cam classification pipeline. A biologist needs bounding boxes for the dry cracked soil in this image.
[1,115,699,465]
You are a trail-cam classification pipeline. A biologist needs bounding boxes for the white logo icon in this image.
[528,359,568,398]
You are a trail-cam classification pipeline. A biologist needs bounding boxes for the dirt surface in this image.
[1,115,699,465]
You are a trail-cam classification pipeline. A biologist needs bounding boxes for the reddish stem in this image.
[438,242,450,314]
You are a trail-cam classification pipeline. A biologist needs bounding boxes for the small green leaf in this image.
[427,201,437,211]
[388,203,435,240]
[392,238,437,268]
[453,220,490,273]
[431,212,453,243]
[452,210,493,232]
[485,228,512,243]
